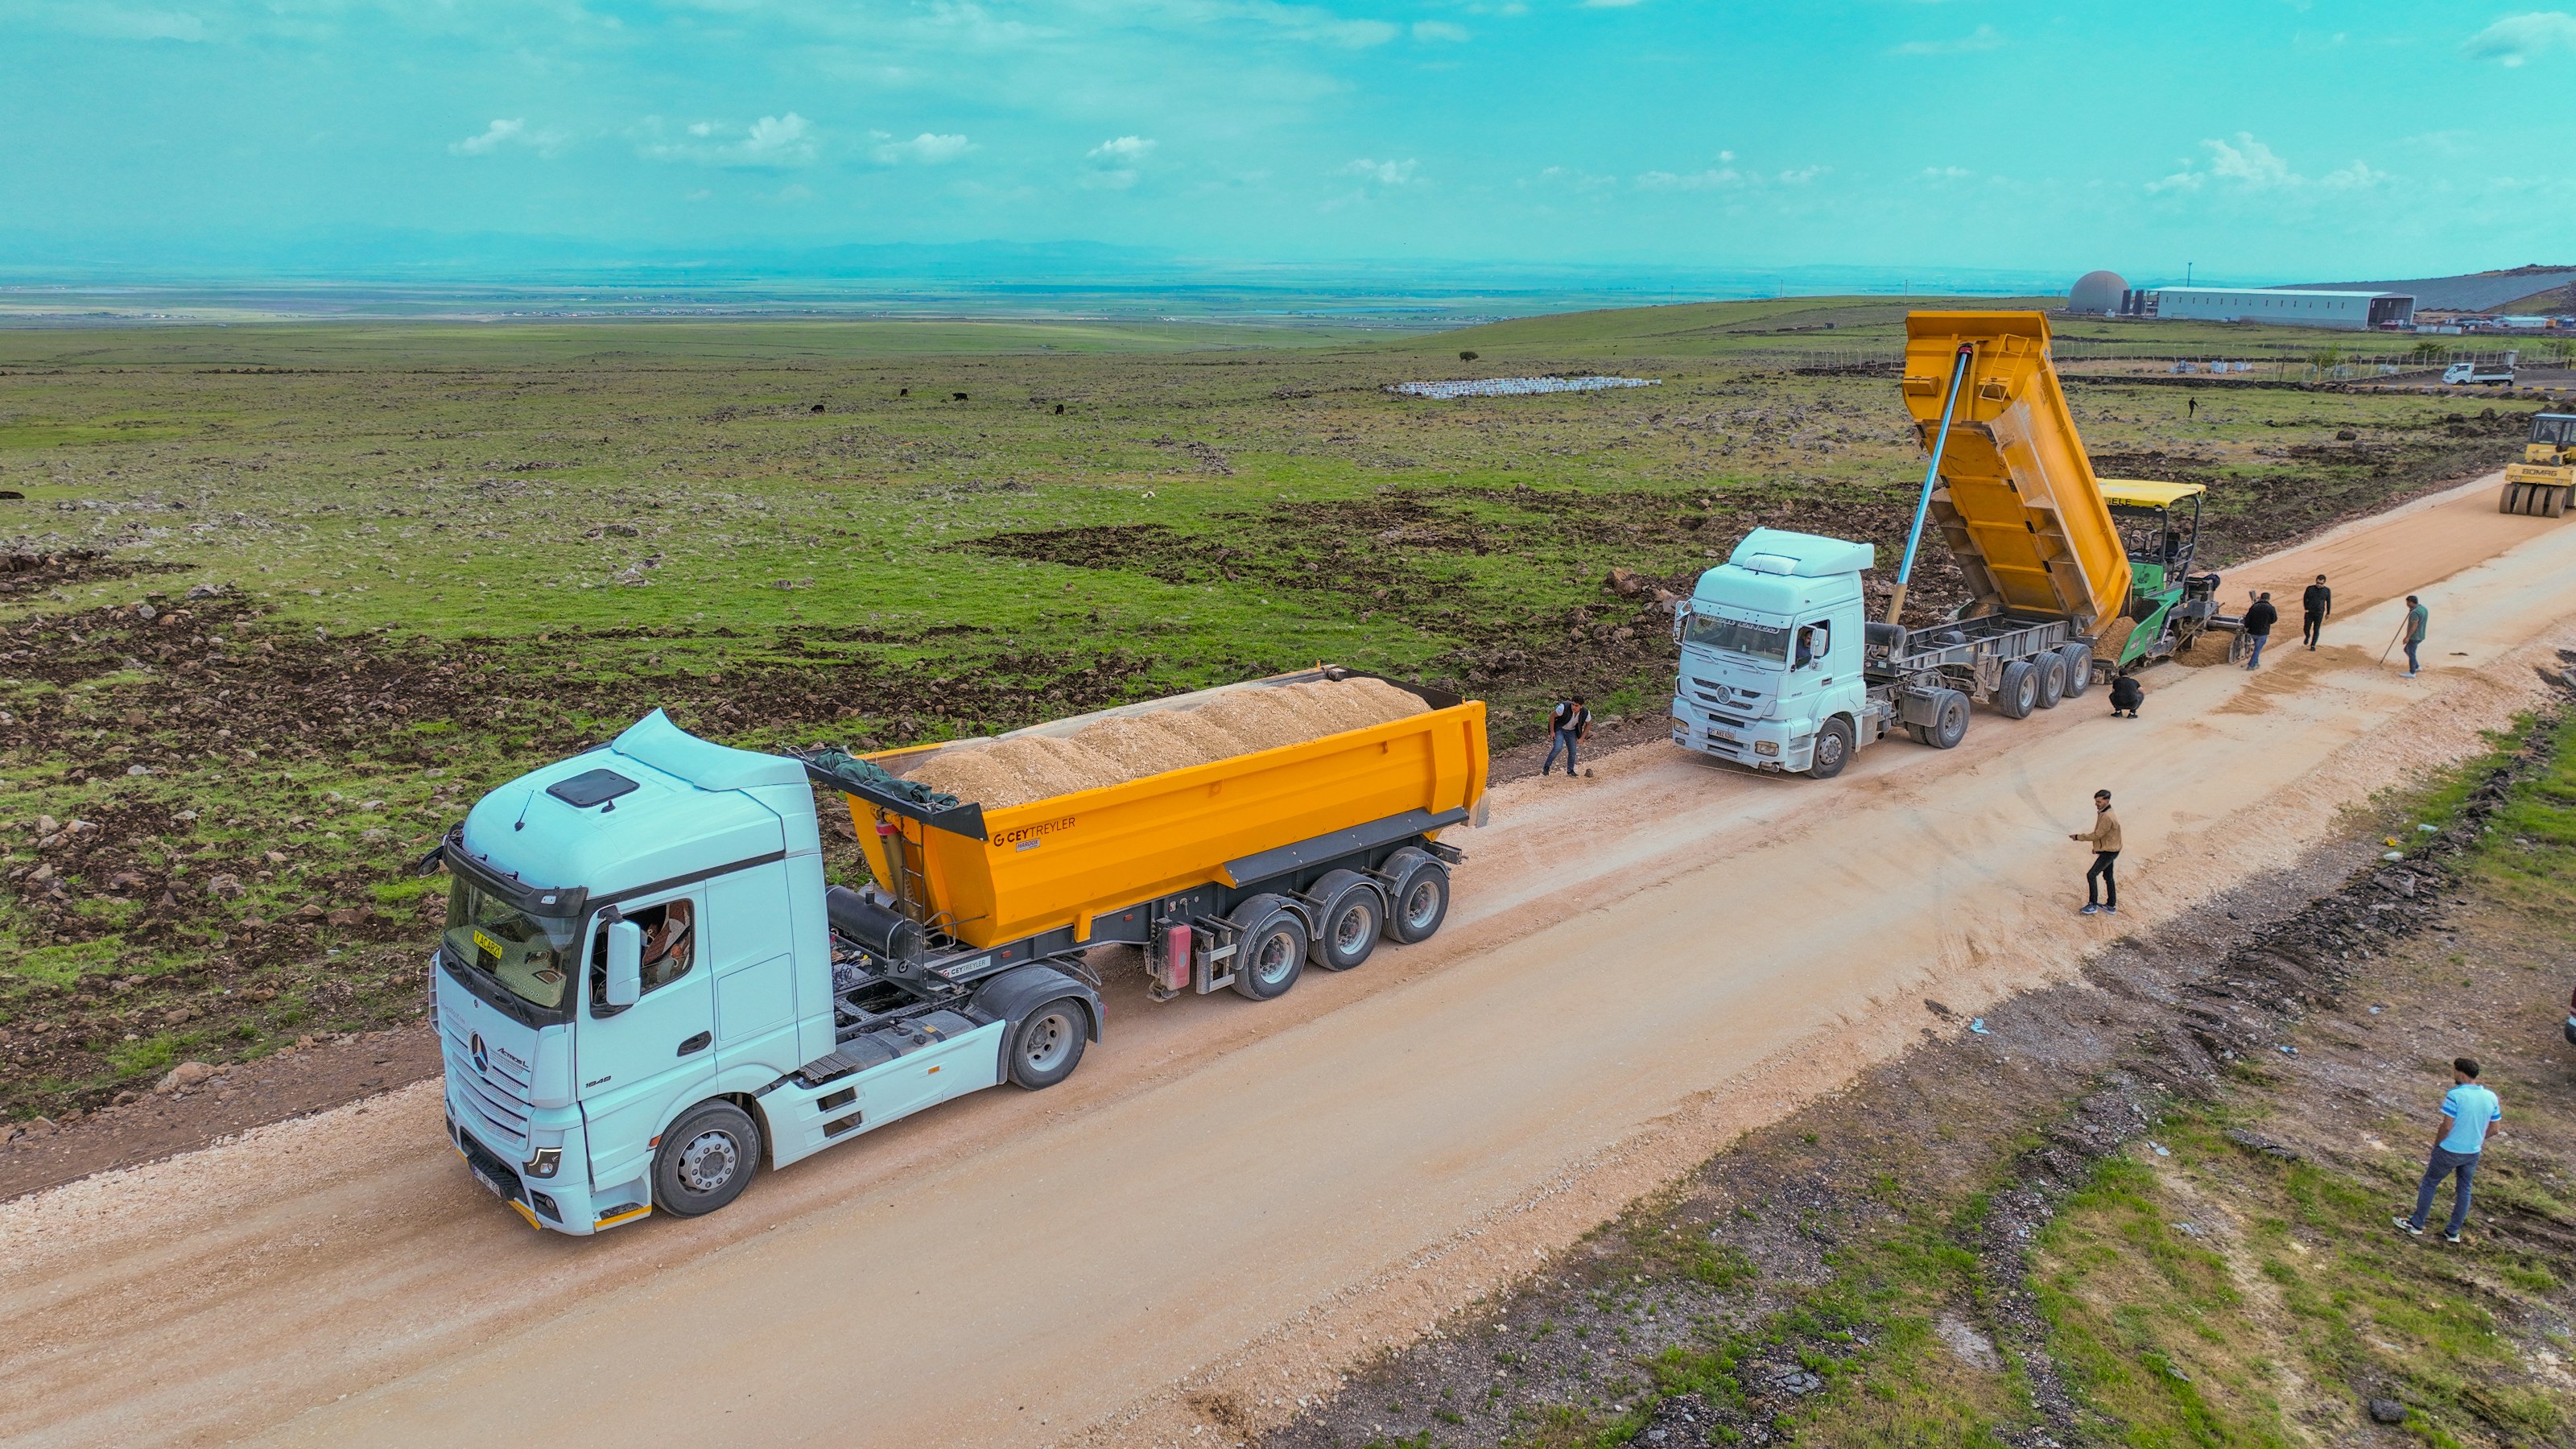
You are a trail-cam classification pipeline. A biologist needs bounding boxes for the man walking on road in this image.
[2302,573,2332,650]
[2070,789,2121,915]
[2395,1058,2503,1244]
[2403,595,2430,677]
[2240,590,2278,669]
[1542,694,1590,777]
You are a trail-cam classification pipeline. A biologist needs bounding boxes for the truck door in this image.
[577,890,717,1189]
[1784,617,1835,717]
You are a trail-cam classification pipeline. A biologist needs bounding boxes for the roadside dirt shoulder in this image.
[1265,700,2576,1449]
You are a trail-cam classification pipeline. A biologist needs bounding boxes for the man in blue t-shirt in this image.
[2394,1057,2504,1242]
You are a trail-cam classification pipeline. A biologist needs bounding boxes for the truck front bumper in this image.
[442,1099,645,1239]
[1670,704,1805,771]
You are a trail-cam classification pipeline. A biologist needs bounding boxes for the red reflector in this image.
[1163,923,1193,991]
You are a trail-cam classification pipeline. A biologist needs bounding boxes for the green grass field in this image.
[0,299,2535,1119]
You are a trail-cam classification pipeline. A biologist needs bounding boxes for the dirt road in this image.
[6,475,2574,1449]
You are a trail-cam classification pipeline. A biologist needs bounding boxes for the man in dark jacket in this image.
[1542,695,1590,776]
[2241,590,2279,670]
[2107,671,2143,718]
[2301,574,2331,650]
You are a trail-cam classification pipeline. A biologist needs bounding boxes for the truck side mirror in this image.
[1670,605,1689,644]
[604,920,643,1008]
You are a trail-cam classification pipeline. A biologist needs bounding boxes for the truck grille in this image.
[440,1001,534,1154]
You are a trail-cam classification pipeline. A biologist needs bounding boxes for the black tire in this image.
[651,1100,761,1218]
[1306,870,1383,972]
[2057,643,2094,699]
[1905,722,1933,747]
[1228,895,1308,1001]
[2034,653,2067,710]
[1808,716,1855,779]
[1005,996,1088,1089]
[1996,659,2038,720]
[1379,848,1451,944]
[1927,689,1971,749]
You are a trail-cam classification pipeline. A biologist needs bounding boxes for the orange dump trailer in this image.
[802,668,1488,1005]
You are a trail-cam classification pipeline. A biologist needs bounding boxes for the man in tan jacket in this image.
[2070,789,2121,915]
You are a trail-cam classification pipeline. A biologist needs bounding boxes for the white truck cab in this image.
[1670,528,1875,775]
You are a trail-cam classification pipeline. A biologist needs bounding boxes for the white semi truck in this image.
[431,673,1488,1235]
[1671,311,2231,777]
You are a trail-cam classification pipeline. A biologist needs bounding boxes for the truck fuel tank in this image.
[826,884,926,965]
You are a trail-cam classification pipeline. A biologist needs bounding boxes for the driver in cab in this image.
[1794,622,1828,670]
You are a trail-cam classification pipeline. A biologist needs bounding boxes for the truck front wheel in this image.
[1807,717,1855,779]
[1006,997,1088,1089]
[652,1100,761,1218]
[1228,896,1309,1001]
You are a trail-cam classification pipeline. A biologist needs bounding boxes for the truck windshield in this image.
[444,879,580,1013]
[1683,612,1789,664]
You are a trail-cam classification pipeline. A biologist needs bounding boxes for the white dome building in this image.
[2070,270,2127,315]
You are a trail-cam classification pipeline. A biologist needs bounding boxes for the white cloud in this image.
[2149,133,2391,195]
[452,119,525,156]
[1581,0,1646,7]
[1340,157,1418,185]
[1777,164,1826,184]
[1892,24,2002,56]
[1083,135,1158,189]
[871,131,974,164]
[1636,167,1741,190]
[638,113,818,167]
[1091,135,1158,163]
[1922,165,1974,180]
[450,118,568,157]
[2464,11,2576,66]
[2205,131,2292,186]
[1413,19,1470,41]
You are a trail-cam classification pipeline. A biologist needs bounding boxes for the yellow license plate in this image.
[472,929,502,958]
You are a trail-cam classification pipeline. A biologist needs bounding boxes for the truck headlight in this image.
[525,1146,563,1179]
[1754,741,1780,758]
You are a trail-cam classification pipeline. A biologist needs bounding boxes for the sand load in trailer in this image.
[805,668,1488,999]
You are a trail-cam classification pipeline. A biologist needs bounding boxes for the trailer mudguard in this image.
[970,963,1103,1042]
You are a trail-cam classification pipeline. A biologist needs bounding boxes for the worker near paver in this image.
[2070,789,2121,916]
[2107,671,2144,718]
[2301,573,2332,650]
[1542,694,1591,777]
[2394,1058,2503,1244]
[2240,590,2279,670]
[2403,595,2430,677]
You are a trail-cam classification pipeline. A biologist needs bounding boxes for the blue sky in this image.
[6,1,2575,283]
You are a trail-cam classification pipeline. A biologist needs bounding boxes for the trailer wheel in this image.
[1926,690,1971,749]
[651,1100,761,1218]
[1808,717,1855,779]
[2034,653,2067,709]
[1379,848,1451,944]
[2056,643,2094,699]
[1006,997,1088,1089]
[1228,896,1308,1001]
[1995,660,2039,720]
[1307,870,1383,971]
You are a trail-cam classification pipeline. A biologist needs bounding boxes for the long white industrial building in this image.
[2152,287,2414,330]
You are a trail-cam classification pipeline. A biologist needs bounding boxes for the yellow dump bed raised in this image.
[1901,312,2130,630]
[844,672,1487,951]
